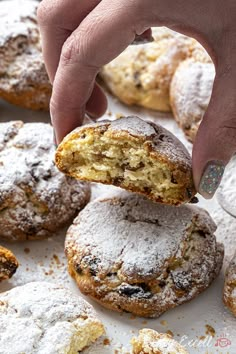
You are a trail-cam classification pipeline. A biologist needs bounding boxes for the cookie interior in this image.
[56,124,192,205]
[67,320,104,353]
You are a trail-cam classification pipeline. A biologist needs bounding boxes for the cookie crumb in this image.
[205,324,215,337]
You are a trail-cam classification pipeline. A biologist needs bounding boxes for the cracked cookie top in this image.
[0,121,90,241]
[66,191,217,281]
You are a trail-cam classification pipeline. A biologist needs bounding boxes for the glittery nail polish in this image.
[199,161,225,199]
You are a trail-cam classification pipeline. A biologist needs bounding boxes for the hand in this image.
[37,0,236,198]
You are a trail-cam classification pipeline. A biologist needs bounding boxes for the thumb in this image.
[193,66,236,199]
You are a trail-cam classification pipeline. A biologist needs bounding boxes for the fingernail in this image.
[132,34,154,45]
[84,113,95,124]
[53,129,58,148]
[199,161,225,199]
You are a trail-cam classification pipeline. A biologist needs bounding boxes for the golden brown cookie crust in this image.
[223,252,236,316]
[65,192,224,318]
[100,27,194,112]
[0,121,90,242]
[0,245,18,281]
[55,116,196,206]
[0,0,51,110]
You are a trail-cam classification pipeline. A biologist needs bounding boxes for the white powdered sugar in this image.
[66,191,217,279]
[0,121,90,241]
[0,0,51,109]
[0,282,104,354]
[170,59,215,132]
[65,191,223,318]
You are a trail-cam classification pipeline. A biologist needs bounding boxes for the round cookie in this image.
[65,192,224,318]
[0,245,18,281]
[55,116,196,206]
[0,282,105,354]
[170,58,215,142]
[100,27,194,112]
[223,252,236,316]
[0,0,51,110]
[0,121,90,241]
[131,329,189,354]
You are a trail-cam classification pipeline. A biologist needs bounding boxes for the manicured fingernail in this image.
[53,129,58,148]
[132,33,154,45]
[199,161,225,199]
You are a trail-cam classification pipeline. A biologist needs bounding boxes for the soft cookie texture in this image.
[131,329,189,354]
[0,121,90,241]
[0,0,51,110]
[0,245,18,281]
[0,282,105,354]
[65,192,224,318]
[55,116,195,205]
[100,27,194,112]
[223,252,236,316]
[170,57,215,142]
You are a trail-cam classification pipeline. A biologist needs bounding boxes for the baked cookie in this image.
[0,0,51,110]
[0,245,18,281]
[0,282,105,354]
[131,329,189,354]
[223,252,236,316]
[100,27,194,112]
[170,58,215,142]
[65,192,224,318]
[0,121,90,241]
[55,116,195,205]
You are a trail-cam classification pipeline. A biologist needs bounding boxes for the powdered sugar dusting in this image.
[65,191,223,317]
[170,59,215,140]
[0,0,51,109]
[0,121,90,241]
[66,192,217,279]
[0,282,104,354]
[108,116,192,167]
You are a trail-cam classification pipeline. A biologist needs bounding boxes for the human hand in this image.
[37,0,236,198]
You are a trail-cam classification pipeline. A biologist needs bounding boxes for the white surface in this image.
[0,95,236,354]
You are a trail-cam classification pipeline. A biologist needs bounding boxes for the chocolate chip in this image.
[113,177,124,186]
[75,264,83,274]
[118,283,152,299]
[171,174,178,184]
[83,256,100,276]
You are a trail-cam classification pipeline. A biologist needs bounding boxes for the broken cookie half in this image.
[55,116,195,205]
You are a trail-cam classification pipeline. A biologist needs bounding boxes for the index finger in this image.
[48,0,151,142]
[37,0,101,82]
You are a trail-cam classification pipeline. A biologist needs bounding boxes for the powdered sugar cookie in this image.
[0,0,51,110]
[170,58,215,142]
[0,121,90,241]
[100,27,194,112]
[65,192,224,318]
[0,282,105,354]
